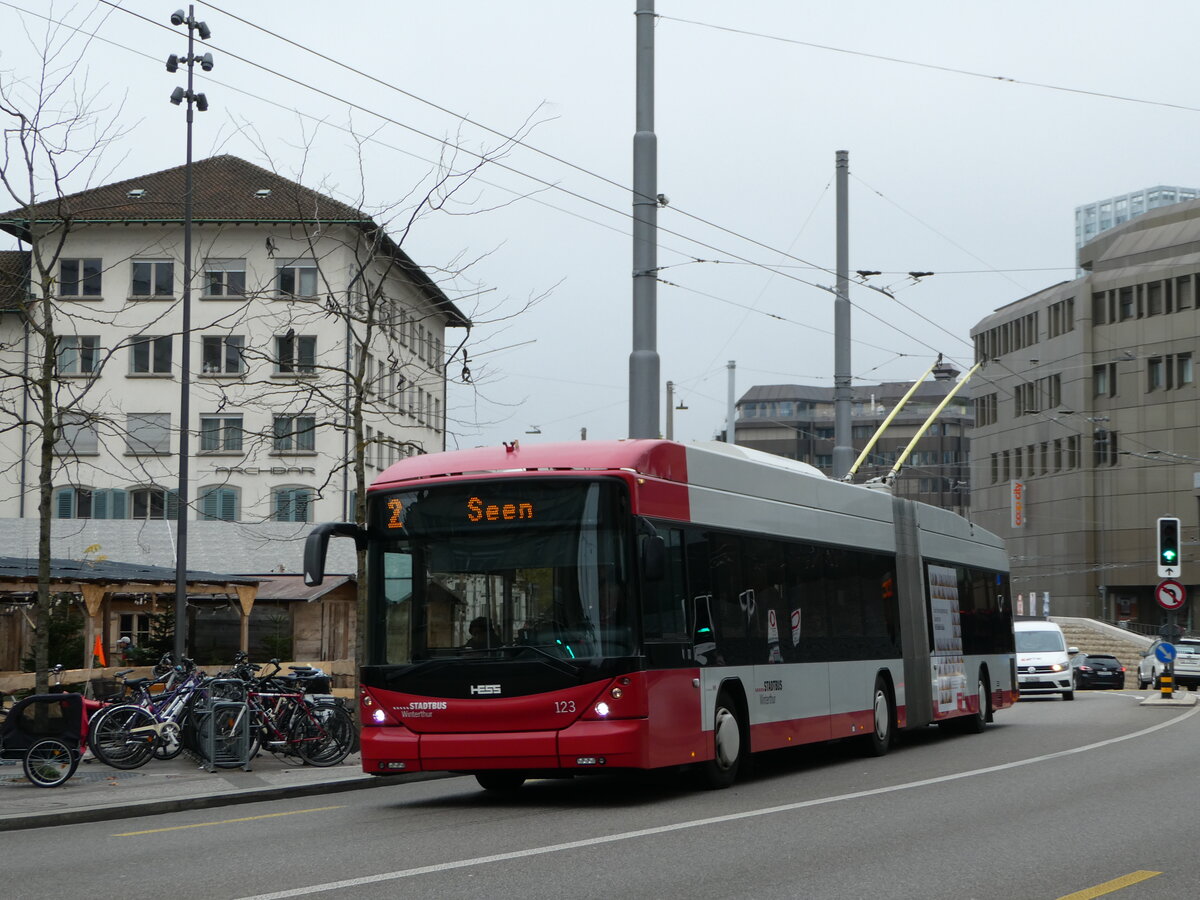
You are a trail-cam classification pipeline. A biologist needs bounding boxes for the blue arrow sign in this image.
[1155,642,1177,664]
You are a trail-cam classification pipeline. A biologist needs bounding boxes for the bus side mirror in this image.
[642,534,666,582]
[304,522,367,586]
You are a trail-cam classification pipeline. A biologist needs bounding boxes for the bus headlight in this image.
[594,701,610,717]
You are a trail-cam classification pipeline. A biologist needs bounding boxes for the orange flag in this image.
[93,635,107,667]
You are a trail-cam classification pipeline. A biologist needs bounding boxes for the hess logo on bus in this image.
[470,684,501,695]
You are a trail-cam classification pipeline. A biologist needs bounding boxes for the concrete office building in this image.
[971,198,1200,626]
[1074,185,1200,250]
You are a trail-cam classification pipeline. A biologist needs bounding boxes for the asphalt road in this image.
[6,691,1195,900]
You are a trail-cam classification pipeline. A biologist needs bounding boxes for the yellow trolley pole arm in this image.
[843,355,942,482]
[889,361,982,482]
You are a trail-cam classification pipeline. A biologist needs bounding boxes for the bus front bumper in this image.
[360,718,652,774]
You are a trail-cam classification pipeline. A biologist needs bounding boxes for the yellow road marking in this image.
[113,805,344,836]
[1057,870,1161,899]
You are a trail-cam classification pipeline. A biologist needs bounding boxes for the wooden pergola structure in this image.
[0,556,260,665]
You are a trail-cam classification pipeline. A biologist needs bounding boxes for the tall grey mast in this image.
[832,150,853,478]
[629,0,660,439]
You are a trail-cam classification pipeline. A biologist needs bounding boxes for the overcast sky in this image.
[3,1,1197,450]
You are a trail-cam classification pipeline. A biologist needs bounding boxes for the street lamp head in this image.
[170,9,186,26]
[169,86,185,105]
[196,20,212,40]
[194,92,209,112]
[200,52,214,72]
[166,54,179,73]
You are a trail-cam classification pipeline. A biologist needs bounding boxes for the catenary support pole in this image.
[629,0,660,439]
[726,361,736,444]
[832,150,853,480]
[666,380,674,440]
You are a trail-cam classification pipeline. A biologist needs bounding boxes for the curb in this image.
[0,771,452,832]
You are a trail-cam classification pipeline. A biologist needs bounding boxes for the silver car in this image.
[1139,638,1200,689]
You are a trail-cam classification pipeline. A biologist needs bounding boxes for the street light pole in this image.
[168,6,212,661]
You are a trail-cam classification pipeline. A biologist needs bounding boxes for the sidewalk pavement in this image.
[0,749,445,832]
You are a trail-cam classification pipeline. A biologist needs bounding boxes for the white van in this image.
[1014,620,1077,700]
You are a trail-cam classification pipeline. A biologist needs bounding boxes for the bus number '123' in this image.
[468,496,534,523]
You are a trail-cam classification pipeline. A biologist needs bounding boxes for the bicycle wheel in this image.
[88,705,156,770]
[151,720,184,760]
[24,739,79,787]
[297,704,355,767]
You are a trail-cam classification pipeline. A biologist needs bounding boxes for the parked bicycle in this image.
[195,658,354,768]
[87,656,203,770]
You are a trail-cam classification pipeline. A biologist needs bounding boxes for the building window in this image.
[273,487,313,522]
[57,335,101,375]
[273,414,316,452]
[130,335,172,375]
[131,259,174,298]
[275,334,316,375]
[55,413,98,455]
[119,613,151,646]
[59,258,102,297]
[53,486,128,519]
[1118,287,1135,321]
[1093,363,1116,397]
[1176,276,1193,310]
[130,486,179,519]
[201,335,245,374]
[125,412,171,455]
[203,259,246,297]
[1178,353,1194,387]
[200,415,243,453]
[276,260,318,298]
[1147,281,1164,316]
[1147,357,1165,391]
[199,486,239,521]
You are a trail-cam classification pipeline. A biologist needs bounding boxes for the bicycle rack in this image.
[197,679,252,772]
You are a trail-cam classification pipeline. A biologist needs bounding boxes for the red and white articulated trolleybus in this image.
[304,439,1016,791]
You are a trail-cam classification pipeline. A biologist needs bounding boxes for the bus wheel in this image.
[959,674,989,734]
[700,690,743,789]
[475,772,525,792]
[862,677,894,757]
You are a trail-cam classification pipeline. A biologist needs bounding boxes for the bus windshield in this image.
[366,478,634,665]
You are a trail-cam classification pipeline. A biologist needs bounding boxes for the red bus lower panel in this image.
[557,719,648,769]
[421,730,558,771]
[361,723,422,774]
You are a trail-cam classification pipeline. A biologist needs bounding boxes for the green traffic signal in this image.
[1158,517,1181,569]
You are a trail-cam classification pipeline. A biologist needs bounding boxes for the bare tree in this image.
[229,120,552,669]
[0,10,130,691]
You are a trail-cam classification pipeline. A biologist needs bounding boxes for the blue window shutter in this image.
[55,488,74,519]
[166,490,180,520]
[201,489,218,520]
[220,488,237,521]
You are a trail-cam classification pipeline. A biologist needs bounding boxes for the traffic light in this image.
[1157,516,1182,576]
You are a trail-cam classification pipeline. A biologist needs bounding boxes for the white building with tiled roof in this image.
[0,154,468,526]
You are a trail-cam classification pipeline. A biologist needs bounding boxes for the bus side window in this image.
[642,527,687,641]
